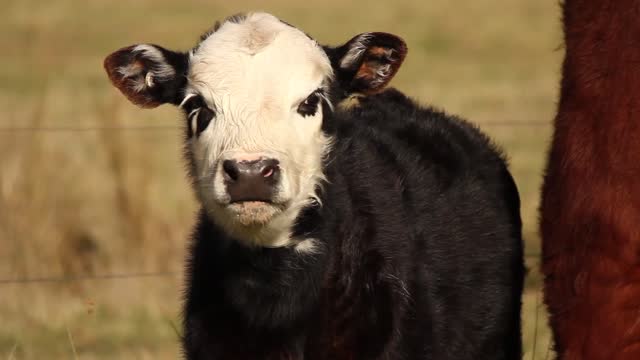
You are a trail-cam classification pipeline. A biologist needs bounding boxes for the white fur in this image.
[179,93,198,108]
[186,13,334,247]
[132,44,176,79]
[118,44,176,93]
[371,63,392,87]
[294,238,319,254]
[339,33,372,69]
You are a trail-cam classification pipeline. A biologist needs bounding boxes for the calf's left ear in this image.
[331,32,407,94]
[104,44,189,108]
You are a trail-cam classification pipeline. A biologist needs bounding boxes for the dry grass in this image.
[0,0,561,358]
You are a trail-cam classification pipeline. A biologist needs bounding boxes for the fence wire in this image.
[0,120,546,286]
[0,122,551,133]
[0,125,181,133]
[0,254,540,285]
[0,271,179,285]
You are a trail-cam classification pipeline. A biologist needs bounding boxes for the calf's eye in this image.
[181,94,215,137]
[297,92,322,117]
[194,107,214,135]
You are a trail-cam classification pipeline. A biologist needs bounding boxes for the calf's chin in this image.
[227,201,281,226]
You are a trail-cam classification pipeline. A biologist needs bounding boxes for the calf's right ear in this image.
[331,32,407,95]
[104,44,189,108]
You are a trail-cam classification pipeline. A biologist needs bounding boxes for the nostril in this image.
[261,165,276,178]
[222,160,239,181]
[259,159,280,180]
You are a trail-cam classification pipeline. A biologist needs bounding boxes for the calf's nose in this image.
[222,159,280,203]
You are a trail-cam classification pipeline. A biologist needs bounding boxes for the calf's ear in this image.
[331,32,407,94]
[104,44,189,108]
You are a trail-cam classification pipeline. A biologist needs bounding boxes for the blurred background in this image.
[0,0,560,358]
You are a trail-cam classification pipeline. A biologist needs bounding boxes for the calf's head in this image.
[104,13,406,247]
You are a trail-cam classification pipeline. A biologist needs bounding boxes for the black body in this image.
[183,89,524,359]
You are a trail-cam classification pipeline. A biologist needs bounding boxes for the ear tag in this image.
[145,72,155,88]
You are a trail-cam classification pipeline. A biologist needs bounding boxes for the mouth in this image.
[225,200,284,226]
[229,198,273,205]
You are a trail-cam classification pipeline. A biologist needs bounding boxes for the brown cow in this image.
[540,0,640,359]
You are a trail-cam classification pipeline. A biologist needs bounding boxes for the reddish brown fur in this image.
[104,46,162,108]
[540,0,640,358]
[354,41,407,94]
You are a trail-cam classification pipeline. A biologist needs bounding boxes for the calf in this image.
[104,12,524,359]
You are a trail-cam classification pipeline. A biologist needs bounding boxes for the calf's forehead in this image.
[187,13,332,103]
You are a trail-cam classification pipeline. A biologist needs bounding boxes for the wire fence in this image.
[0,121,551,359]
[0,120,548,286]
[0,253,542,286]
[0,271,180,285]
[0,121,551,133]
[0,125,181,133]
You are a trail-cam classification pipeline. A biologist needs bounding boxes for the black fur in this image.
[182,90,524,358]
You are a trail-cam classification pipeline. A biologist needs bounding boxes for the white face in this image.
[183,13,334,247]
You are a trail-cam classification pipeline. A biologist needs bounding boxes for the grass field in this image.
[1,0,562,358]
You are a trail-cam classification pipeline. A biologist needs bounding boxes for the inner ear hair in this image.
[338,32,407,95]
[104,44,188,108]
